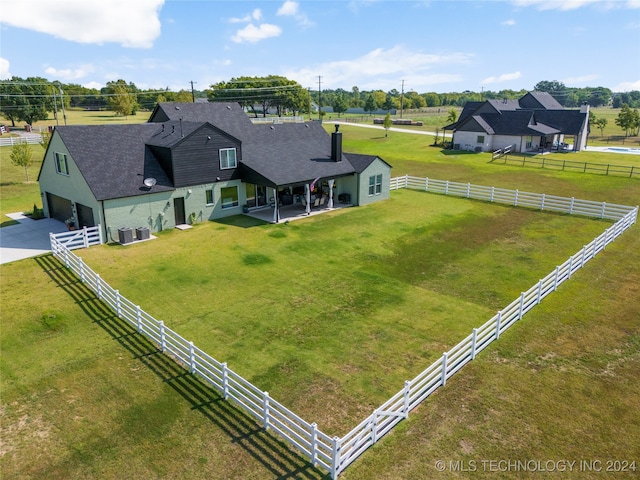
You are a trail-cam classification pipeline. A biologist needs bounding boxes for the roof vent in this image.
[226,105,231,110]
[175,106,180,110]
[270,125,275,130]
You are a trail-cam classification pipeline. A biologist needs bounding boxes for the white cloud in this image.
[231,23,282,43]
[513,0,639,10]
[44,65,96,81]
[502,19,516,26]
[276,0,313,26]
[0,57,10,78]
[229,9,262,23]
[83,81,104,90]
[482,71,522,84]
[0,0,163,48]
[613,79,640,91]
[277,1,299,16]
[284,45,471,90]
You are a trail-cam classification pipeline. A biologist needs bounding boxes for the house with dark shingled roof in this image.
[443,92,590,154]
[38,102,391,242]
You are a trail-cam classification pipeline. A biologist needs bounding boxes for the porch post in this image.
[305,183,311,215]
[328,179,334,208]
[272,188,280,223]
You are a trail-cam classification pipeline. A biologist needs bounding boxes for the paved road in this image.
[326,120,452,137]
[0,213,67,265]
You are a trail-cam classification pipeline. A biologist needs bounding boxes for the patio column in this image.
[304,184,311,215]
[328,179,334,208]
[272,188,280,223]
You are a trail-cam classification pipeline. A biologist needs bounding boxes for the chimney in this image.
[331,124,342,161]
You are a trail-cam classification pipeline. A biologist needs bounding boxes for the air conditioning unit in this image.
[136,226,150,240]
[118,227,133,244]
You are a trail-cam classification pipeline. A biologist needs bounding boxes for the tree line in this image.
[1,76,639,134]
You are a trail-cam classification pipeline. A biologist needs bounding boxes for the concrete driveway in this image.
[0,213,68,265]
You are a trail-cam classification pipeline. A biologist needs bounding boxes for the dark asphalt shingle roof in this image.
[52,103,388,200]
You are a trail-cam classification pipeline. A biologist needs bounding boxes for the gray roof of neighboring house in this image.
[446,92,587,136]
[47,103,389,201]
[343,153,391,173]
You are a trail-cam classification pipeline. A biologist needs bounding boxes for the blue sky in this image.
[1,0,639,93]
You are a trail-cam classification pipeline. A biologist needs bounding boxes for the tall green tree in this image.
[0,77,53,126]
[447,108,457,124]
[615,104,640,136]
[364,94,378,115]
[106,80,138,117]
[534,80,567,106]
[333,94,348,117]
[10,140,33,182]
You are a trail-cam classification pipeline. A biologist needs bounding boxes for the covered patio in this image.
[244,192,353,223]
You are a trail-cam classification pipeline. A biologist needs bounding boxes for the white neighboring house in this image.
[444,92,590,153]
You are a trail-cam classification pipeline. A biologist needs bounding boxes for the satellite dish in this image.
[143,177,157,187]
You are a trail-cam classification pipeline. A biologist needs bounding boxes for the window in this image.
[526,136,533,149]
[368,174,382,196]
[220,186,239,209]
[476,135,485,144]
[219,148,237,169]
[54,152,69,175]
[205,189,214,205]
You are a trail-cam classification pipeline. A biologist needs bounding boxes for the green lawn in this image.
[1,113,639,480]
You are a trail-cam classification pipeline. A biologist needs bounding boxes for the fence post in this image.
[371,410,378,443]
[79,257,85,283]
[403,380,411,418]
[445,180,449,195]
[553,266,560,290]
[136,305,142,333]
[514,189,519,206]
[331,436,341,479]
[466,182,471,198]
[189,341,196,374]
[115,290,121,317]
[222,362,229,399]
[98,224,104,245]
[569,197,575,214]
[495,311,502,339]
[518,292,525,319]
[310,422,318,466]
[600,202,607,219]
[471,328,478,359]
[64,247,70,268]
[83,226,89,248]
[425,177,429,191]
[263,391,270,430]
[536,280,543,304]
[490,186,495,203]
[96,274,102,299]
[441,352,448,386]
[580,246,587,267]
[567,255,574,279]
[404,174,408,188]
[540,193,545,211]
[159,321,166,352]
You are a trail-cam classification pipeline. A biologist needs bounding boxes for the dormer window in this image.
[220,148,237,169]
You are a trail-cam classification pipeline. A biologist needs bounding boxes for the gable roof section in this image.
[519,91,563,110]
[149,102,253,140]
[344,153,391,173]
[240,121,356,187]
[55,124,174,201]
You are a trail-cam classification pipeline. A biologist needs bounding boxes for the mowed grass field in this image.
[1,113,639,479]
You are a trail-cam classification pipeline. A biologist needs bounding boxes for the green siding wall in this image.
[356,159,391,206]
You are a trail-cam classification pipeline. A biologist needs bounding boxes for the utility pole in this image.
[400,79,405,118]
[190,81,197,102]
[317,75,322,121]
[58,84,67,125]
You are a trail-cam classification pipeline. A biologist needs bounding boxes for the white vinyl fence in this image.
[50,225,103,250]
[49,178,638,478]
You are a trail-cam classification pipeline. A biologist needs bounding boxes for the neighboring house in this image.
[444,92,590,153]
[38,102,391,242]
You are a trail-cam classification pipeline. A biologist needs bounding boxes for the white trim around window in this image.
[54,152,69,175]
[368,174,382,196]
[219,148,237,169]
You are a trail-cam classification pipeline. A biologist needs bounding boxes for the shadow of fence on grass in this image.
[35,254,328,480]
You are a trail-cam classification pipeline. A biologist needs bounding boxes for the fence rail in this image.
[50,225,103,250]
[491,153,640,178]
[49,178,637,478]
[0,135,42,146]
